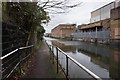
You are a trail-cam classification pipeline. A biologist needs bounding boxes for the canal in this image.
[44,37,120,79]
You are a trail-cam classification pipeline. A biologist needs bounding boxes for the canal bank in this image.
[23,40,65,78]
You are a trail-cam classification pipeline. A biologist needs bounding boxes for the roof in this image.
[78,21,101,30]
[91,1,115,13]
[52,24,76,31]
[58,24,76,26]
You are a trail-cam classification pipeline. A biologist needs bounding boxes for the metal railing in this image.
[1,45,34,79]
[46,42,102,80]
[72,30,110,39]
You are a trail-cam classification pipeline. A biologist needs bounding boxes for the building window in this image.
[115,27,120,36]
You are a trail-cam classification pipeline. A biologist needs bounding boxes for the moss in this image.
[35,40,42,49]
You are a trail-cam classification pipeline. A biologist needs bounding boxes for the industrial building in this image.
[72,0,120,44]
[111,5,120,45]
[50,0,120,45]
[51,24,76,38]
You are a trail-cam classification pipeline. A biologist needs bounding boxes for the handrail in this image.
[1,49,18,60]
[57,47,101,79]
[19,45,34,50]
[1,45,34,79]
[1,45,34,60]
[49,44,102,80]
[68,55,101,80]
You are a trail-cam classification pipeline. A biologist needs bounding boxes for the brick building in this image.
[110,5,120,46]
[51,24,76,38]
[72,2,115,43]
[72,0,120,45]
[90,2,115,23]
[73,18,111,43]
[111,6,120,39]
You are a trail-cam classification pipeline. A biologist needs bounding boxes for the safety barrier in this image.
[46,42,102,80]
[1,45,34,79]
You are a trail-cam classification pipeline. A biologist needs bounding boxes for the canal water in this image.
[44,37,120,79]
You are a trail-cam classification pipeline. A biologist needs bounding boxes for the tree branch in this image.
[38,0,82,14]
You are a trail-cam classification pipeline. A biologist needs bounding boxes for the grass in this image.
[35,40,42,49]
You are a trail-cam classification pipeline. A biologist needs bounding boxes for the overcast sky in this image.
[44,0,115,33]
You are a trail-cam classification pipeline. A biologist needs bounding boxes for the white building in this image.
[90,2,115,23]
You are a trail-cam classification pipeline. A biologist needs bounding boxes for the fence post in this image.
[66,55,68,78]
[56,47,59,73]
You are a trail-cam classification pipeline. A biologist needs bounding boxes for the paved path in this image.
[24,40,64,78]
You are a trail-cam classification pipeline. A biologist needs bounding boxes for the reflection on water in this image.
[110,50,120,79]
[44,37,120,79]
[52,41,76,53]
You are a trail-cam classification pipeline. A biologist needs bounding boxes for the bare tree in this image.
[38,0,82,14]
[1,0,82,14]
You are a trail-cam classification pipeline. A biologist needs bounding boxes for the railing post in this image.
[66,55,69,78]
[18,49,21,76]
[27,47,31,67]
[56,47,59,73]
[49,45,52,60]
[25,48,28,67]
[52,46,54,64]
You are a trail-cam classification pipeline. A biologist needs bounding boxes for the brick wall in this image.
[51,24,76,38]
[111,7,120,39]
